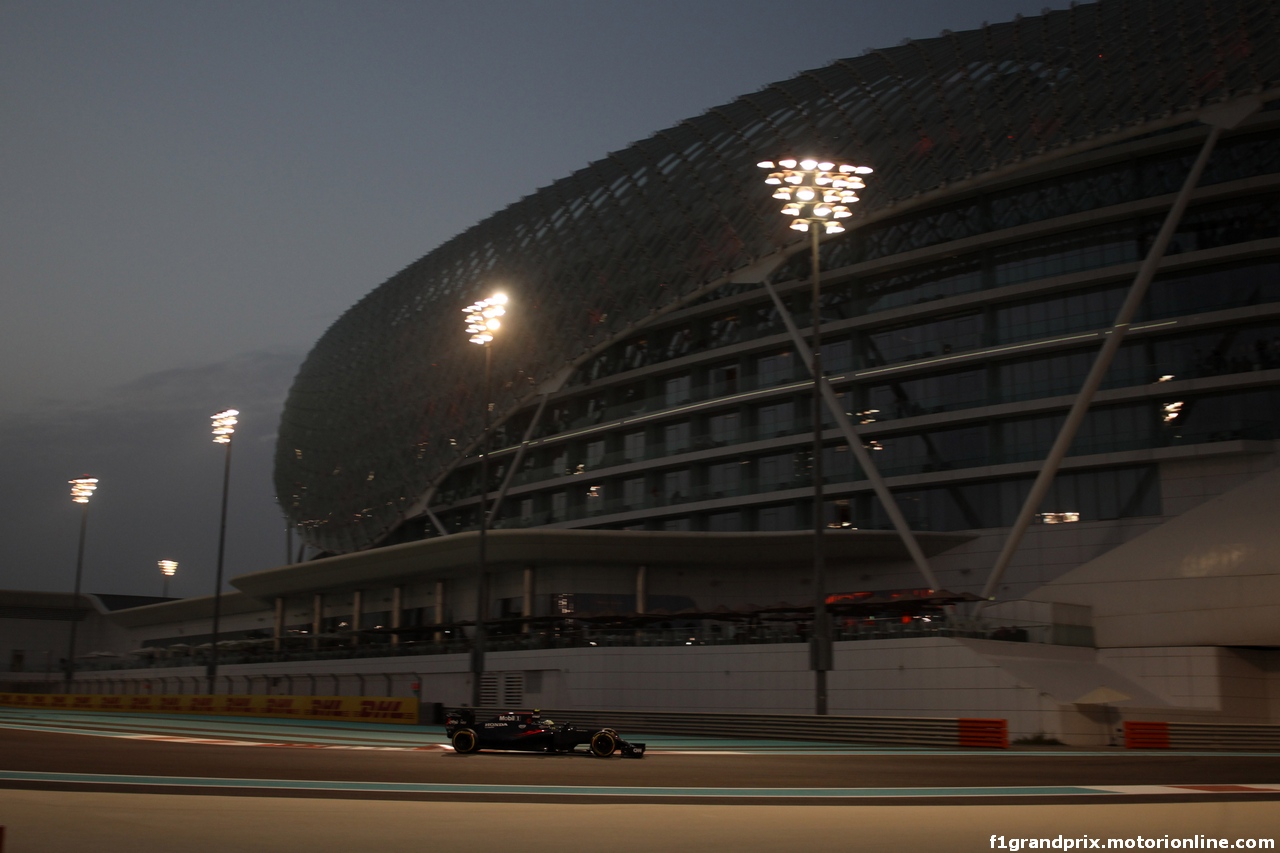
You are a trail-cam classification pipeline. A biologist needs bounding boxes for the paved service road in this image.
[0,709,1277,852]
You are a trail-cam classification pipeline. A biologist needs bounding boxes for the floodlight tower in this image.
[758,157,871,714]
[463,292,507,708]
[207,408,238,693]
[64,477,99,690]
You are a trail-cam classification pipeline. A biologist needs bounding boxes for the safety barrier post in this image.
[957,718,1008,749]
[1124,721,1171,749]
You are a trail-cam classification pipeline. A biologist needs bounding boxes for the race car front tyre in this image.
[452,728,480,754]
[589,730,618,757]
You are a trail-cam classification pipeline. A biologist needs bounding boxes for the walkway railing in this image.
[61,616,1086,673]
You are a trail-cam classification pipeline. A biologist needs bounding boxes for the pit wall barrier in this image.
[1124,720,1280,750]
[508,707,1008,749]
[0,692,418,724]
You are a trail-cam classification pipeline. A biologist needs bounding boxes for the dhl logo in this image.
[358,699,412,718]
[0,693,416,724]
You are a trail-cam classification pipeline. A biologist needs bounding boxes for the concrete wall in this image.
[21,638,1177,745]
[0,600,134,676]
[1032,464,1280,648]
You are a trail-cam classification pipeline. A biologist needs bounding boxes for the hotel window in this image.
[663,469,690,503]
[664,421,692,454]
[709,363,739,395]
[864,313,983,366]
[755,401,794,437]
[708,313,743,348]
[665,374,692,406]
[757,504,798,530]
[623,431,646,461]
[623,477,647,509]
[757,452,797,488]
[757,351,794,386]
[707,461,741,495]
[867,370,985,420]
[708,411,740,445]
[821,339,853,373]
[707,511,742,531]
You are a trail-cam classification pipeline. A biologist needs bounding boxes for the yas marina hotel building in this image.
[6,0,1280,743]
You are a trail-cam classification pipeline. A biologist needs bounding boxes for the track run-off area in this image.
[0,707,1277,852]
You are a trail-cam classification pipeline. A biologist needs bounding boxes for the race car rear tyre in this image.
[589,730,618,757]
[452,728,480,754]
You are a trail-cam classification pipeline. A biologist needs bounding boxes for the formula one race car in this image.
[444,709,646,758]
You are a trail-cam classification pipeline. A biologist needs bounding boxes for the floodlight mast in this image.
[462,293,507,707]
[64,477,98,690]
[207,409,238,693]
[759,157,871,715]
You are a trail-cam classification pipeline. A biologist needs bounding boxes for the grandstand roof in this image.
[276,0,1280,553]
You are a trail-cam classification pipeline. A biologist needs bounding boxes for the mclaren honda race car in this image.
[444,709,645,758]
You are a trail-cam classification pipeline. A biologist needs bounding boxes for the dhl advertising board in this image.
[0,692,419,724]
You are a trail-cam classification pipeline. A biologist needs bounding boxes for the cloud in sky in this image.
[0,349,303,596]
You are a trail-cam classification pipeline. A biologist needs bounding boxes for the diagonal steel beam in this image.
[977,99,1261,608]
[761,279,941,590]
[485,393,551,525]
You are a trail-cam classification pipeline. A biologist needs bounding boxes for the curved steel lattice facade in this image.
[276,0,1280,554]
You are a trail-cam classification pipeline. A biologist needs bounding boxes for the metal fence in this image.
[54,672,423,699]
[63,616,1086,673]
[505,707,1008,749]
[1125,720,1280,751]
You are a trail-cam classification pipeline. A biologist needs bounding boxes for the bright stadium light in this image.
[760,157,871,236]
[463,291,510,707]
[69,477,98,504]
[464,293,507,346]
[159,560,178,597]
[211,409,238,444]
[64,477,99,689]
[760,154,872,717]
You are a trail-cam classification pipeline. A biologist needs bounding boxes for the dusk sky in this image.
[1,0,1066,598]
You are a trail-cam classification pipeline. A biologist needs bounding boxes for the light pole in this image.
[207,408,238,694]
[64,477,98,691]
[758,156,871,715]
[463,292,507,708]
[159,560,178,598]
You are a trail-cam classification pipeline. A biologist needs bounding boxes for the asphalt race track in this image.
[0,708,1277,852]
